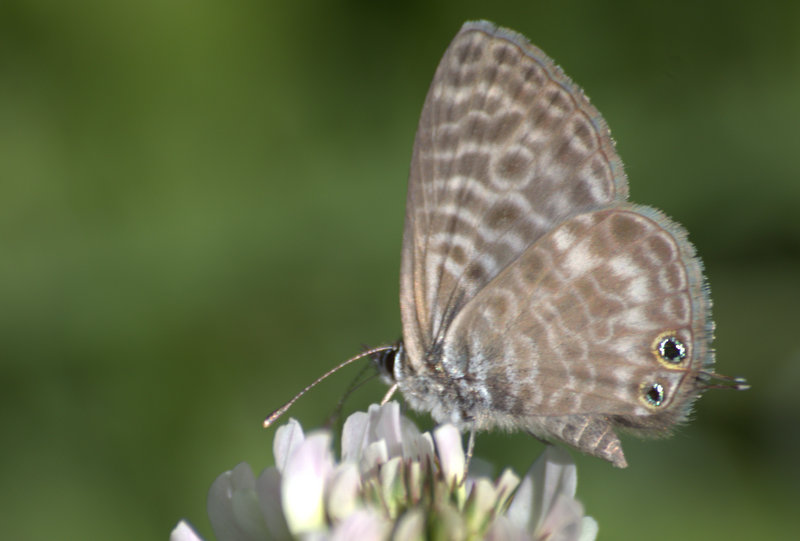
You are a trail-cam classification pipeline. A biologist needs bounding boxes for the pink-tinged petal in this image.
[393,508,426,541]
[329,509,391,541]
[465,477,498,531]
[504,467,533,530]
[371,402,404,458]
[281,433,334,535]
[505,447,595,539]
[170,521,204,541]
[466,469,520,529]
[207,463,268,541]
[342,402,420,464]
[429,504,467,540]
[400,422,435,464]
[326,463,361,522]
[378,456,406,518]
[273,418,304,473]
[484,516,528,541]
[341,411,370,463]
[255,467,291,540]
[463,470,515,532]
[493,469,521,513]
[579,516,599,541]
[399,414,424,443]
[407,461,423,505]
[508,445,577,532]
[432,424,465,486]
[360,439,389,476]
[531,446,577,528]
[537,445,577,499]
[534,493,585,541]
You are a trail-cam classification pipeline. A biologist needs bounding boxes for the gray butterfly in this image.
[376,20,747,468]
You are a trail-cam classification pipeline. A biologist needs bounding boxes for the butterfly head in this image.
[373,340,403,385]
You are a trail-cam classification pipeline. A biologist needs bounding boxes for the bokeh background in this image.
[2,1,798,539]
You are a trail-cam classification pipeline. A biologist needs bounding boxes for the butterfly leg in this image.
[463,425,477,482]
[381,383,399,405]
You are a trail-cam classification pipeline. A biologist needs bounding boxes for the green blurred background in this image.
[2,1,798,539]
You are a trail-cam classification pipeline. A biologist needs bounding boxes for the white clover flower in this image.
[172,402,597,541]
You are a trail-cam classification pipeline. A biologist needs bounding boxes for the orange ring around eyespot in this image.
[651,330,688,369]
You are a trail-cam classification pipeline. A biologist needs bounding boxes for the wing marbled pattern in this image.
[444,208,711,421]
[388,20,741,468]
[436,207,714,467]
[401,21,628,367]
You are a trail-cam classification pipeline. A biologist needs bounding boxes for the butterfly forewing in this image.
[401,22,629,367]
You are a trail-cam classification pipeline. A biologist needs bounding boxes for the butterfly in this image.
[372,20,748,468]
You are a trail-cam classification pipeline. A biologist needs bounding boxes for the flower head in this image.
[172,402,596,540]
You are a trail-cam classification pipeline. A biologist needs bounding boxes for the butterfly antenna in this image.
[262,345,395,428]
